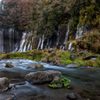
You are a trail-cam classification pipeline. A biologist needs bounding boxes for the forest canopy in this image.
[0,0,100,36]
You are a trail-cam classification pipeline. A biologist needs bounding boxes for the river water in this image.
[0,59,100,100]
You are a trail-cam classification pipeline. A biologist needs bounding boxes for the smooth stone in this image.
[67,93,77,100]
[65,64,78,68]
[5,63,14,68]
[0,77,9,91]
[25,70,62,84]
[27,63,43,69]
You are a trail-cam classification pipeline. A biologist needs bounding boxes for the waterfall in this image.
[64,26,69,44]
[41,34,44,49]
[37,34,44,50]
[0,28,21,53]
[56,26,60,46]
[37,38,41,50]
[18,32,27,52]
[0,29,3,53]
[67,42,72,51]
[75,25,86,39]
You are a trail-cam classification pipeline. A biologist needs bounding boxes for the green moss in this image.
[49,77,70,88]
[61,59,73,65]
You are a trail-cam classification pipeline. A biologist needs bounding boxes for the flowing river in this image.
[0,59,100,100]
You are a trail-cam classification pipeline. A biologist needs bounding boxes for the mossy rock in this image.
[5,63,14,68]
[27,63,43,69]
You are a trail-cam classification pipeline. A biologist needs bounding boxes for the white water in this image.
[41,34,44,49]
[64,26,69,44]
[18,32,27,52]
[67,42,72,51]
[0,29,3,53]
[56,26,60,46]
[75,25,86,39]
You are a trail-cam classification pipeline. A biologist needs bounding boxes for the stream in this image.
[0,59,100,100]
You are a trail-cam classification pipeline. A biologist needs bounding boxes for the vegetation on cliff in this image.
[0,0,100,36]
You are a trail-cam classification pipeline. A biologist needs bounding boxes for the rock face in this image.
[5,63,14,68]
[27,63,43,69]
[65,64,78,68]
[0,77,9,91]
[25,70,62,83]
[84,55,98,60]
[0,57,1,61]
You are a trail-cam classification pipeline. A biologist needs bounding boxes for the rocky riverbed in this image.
[0,59,100,100]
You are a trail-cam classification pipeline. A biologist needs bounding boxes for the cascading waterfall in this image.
[56,26,60,47]
[0,28,21,53]
[0,29,3,53]
[67,42,72,51]
[18,32,27,52]
[0,24,87,53]
[60,26,69,50]
[37,34,44,50]
[75,25,86,39]
[41,34,44,49]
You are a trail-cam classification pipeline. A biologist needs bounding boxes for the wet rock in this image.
[51,76,60,84]
[70,54,77,60]
[79,50,88,55]
[48,48,53,53]
[70,48,75,52]
[84,55,98,60]
[27,63,43,69]
[5,63,14,68]
[25,70,62,84]
[65,64,78,68]
[0,77,9,91]
[67,93,78,100]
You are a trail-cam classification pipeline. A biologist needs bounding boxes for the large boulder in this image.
[5,63,14,68]
[65,64,78,68]
[25,70,62,83]
[0,77,9,91]
[84,55,98,60]
[27,63,43,69]
[70,54,78,60]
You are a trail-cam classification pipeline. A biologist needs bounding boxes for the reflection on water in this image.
[0,59,100,100]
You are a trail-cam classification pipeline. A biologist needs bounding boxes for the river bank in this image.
[0,49,100,68]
